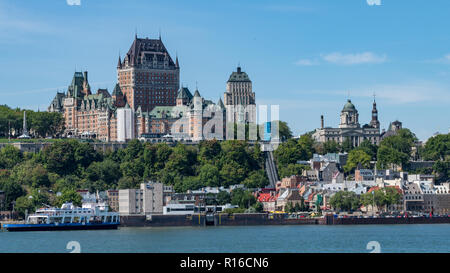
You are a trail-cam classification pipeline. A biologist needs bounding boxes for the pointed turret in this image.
[217,98,225,109]
[175,55,179,68]
[112,83,123,97]
[193,89,201,97]
[117,55,122,69]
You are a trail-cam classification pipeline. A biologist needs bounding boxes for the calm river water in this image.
[0,224,449,253]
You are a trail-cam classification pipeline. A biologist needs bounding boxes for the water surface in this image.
[1,224,449,253]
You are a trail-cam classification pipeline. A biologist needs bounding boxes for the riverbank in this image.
[119,213,450,227]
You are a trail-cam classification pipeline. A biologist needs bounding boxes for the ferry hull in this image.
[4,223,119,232]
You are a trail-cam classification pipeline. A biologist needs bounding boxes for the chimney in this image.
[237,66,241,73]
[321,115,324,129]
[83,71,88,82]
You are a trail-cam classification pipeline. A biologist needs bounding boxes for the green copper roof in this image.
[149,106,180,119]
[177,87,193,100]
[227,67,251,82]
[342,99,356,112]
[112,84,123,96]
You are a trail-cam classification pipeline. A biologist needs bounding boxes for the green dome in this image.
[342,99,356,111]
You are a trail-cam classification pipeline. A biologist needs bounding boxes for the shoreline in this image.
[119,213,450,227]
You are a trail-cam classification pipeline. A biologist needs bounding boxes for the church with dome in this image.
[312,99,381,147]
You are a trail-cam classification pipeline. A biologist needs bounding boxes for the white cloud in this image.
[367,0,382,6]
[321,52,387,65]
[358,82,450,104]
[297,82,450,104]
[438,54,450,64]
[423,54,450,64]
[294,59,319,66]
[67,0,81,6]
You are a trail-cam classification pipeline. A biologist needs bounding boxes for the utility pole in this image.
[372,191,375,217]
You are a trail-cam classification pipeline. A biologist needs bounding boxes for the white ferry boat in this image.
[3,202,120,232]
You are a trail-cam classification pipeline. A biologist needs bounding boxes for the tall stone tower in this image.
[370,98,380,129]
[224,66,256,123]
[191,89,203,141]
[117,35,180,112]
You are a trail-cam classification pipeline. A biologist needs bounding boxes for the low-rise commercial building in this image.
[119,182,164,215]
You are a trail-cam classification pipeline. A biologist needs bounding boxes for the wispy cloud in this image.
[426,54,450,64]
[0,4,55,35]
[321,52,387,65]
[294,58,319,66]
[0,81,114,96]
[358,82,450,104]
[263,4,314,13]
[295,52,388,66]
[67,0,81,6]
[366,0,382,6]
[291,81,450,105]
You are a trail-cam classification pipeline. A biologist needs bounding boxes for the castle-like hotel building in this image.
[48,35,256,142]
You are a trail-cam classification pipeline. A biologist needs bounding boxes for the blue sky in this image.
[0,0,449,141]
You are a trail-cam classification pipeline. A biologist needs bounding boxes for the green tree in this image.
[341,138,353,152]
[433,159,450,183]
[243,170,269,189]
[361,188,401,212]
[278,120,293,141]
[285,202,294,213]
[0,178,25,210]
[30,111,64,138]
[231,188,256,209]
[323,141,341,154]
[55,189,82,207]
[10,161,50,188]
[0,145,23,169]
[117,176,140,190]
[274,139,308,166]
[14,189,50,218]
[376,145,409,169]
[217,190,231,205]
[52,175,81,193]
[74,142,102,169]
[278,164,308,179]
[358,139,378,160]
[344,149,371,173]
[220,161,246,187]
[377,128,417,169]
[42,140,77,175]
[423,133,449,161]
[298,134,315,160]
[329,191,360,212]
[199,164,220,187]
[86,159,122,189]
[198,140,222,164]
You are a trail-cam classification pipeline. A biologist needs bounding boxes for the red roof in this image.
[258,193,277,202]
[368,186,403,195]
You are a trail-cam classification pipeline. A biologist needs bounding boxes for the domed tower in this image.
[339,99,360,129]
